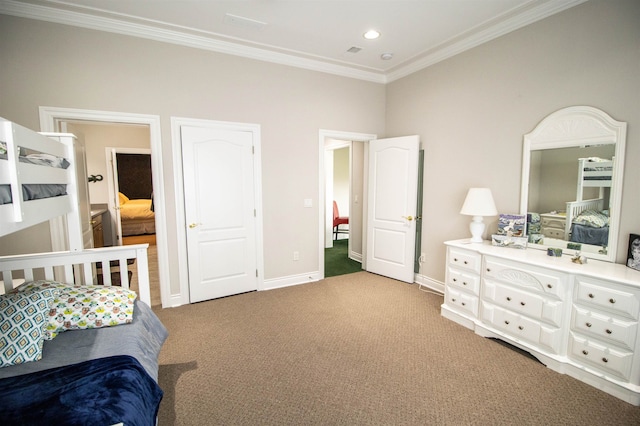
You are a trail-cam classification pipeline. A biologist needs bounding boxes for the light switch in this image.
[304,199,313,208]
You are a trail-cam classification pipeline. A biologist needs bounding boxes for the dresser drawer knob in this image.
[453,278,457,282]
[547,284,553,289]
[461,302,466,306]
[520,302,526,306]
[453,258,458,262]
[506,297,512,301]
[451,298,456,302]
[504,320,510,325]
[586,322,592,328]
[463,281,467,286]
[606,329,612,334]
[464,261,468,265]
[602,357,609,363]
[582,350,589,355]
[518,326,524,330]
[486,268,491,272]
[588,293,595,299]
[609,298,616,304]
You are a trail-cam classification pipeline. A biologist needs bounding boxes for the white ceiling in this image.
[2,0,585,83]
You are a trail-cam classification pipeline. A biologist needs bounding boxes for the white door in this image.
[366,135,420,283]
[108,149,124,245]
[181,125,259,303]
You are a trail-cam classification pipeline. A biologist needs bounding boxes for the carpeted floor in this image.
[152,272,640,425]
[325,239,362,277]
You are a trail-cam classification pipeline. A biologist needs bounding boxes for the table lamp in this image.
[460,188,498,243]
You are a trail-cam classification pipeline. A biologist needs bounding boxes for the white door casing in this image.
[179,121,262,303]
[38,107,171,307]
[108,148,123,245]
[366,135,420,283]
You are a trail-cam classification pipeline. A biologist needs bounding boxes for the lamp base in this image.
[469,215,485,243]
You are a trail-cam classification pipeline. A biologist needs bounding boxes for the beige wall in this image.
[65,122,151,205]
[0,14,386,292]
[386,0,640,280]
[0,0,638,292]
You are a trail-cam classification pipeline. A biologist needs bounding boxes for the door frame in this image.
[318,129,376,279]
[171,117,264,305]
[38,106,170,307]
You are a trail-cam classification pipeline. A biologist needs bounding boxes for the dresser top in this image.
[446,239,640,288]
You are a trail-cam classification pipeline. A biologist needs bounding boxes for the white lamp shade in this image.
[460,188,498,217]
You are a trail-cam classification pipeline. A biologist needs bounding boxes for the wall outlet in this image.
[419,253,426,263]
[293,251,300,261]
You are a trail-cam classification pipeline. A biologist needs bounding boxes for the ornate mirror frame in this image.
[520,106,627,263]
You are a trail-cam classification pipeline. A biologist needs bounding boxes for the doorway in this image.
[319,130,375,279]
[39,107,169,308]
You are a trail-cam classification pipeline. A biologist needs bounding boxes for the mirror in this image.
[520,106,627,262]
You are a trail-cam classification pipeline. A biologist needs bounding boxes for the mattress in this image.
[0,299,167,382]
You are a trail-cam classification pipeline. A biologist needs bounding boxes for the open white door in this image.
[108,149,123,245]
[181,123,259,303]
[366,135,420,283]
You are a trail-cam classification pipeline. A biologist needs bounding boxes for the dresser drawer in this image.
[484,257,567,299]
[484,279,563,327]
[445,286,479,318]
[448,247,481,274]
[571,305,638,351]
[569,333,634,382]
[542,228,564,239]
[575,277,640,320]
[447,267,480,295]
[481,302,563,354]
[541,217,565,229]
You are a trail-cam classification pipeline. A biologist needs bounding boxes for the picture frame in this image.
[497,214,526,237]
[627,233,640,271]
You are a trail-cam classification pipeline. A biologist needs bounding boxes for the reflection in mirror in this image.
[521,106,627,263]
[528,145,615,256]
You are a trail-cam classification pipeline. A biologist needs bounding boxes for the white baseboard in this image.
[414,273,444,294]
[262,271,321,291]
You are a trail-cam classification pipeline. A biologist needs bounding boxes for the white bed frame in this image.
[576,157,613,202]
[0,118,82,246]
[564,198,604,240]
[0,244,151,305]
[563,157,612,241]
[0,117,151,305]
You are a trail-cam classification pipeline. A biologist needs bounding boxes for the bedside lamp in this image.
[460,188,498,243]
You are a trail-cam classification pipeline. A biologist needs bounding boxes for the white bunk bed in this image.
[564,157,613,244]
[0,117,166,424]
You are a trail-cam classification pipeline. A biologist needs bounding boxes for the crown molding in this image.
[1,0,587,84]
[386,0,588,82]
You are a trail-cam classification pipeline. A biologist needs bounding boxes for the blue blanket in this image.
[0,355,162,426]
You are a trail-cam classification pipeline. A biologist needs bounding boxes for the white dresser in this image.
[442,239,640,405]
[539,212,567,239]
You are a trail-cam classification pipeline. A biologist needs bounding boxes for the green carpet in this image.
[325,239,362,277]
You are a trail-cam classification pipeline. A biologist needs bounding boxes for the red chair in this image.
[333,201,349,240]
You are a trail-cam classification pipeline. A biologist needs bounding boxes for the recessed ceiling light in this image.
[363,30,380,40]
[380,53,393,60]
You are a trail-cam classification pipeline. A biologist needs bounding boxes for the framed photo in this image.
[497,214,526,237]
[627,234,640,271]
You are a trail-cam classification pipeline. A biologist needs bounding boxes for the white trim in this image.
[385,0,588,82]
[415,274,445,295]
[0,0,587,84]
[318,130,376,280]
[38,106,171,308]
[171,117,264,306]
[262,271,321,291]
